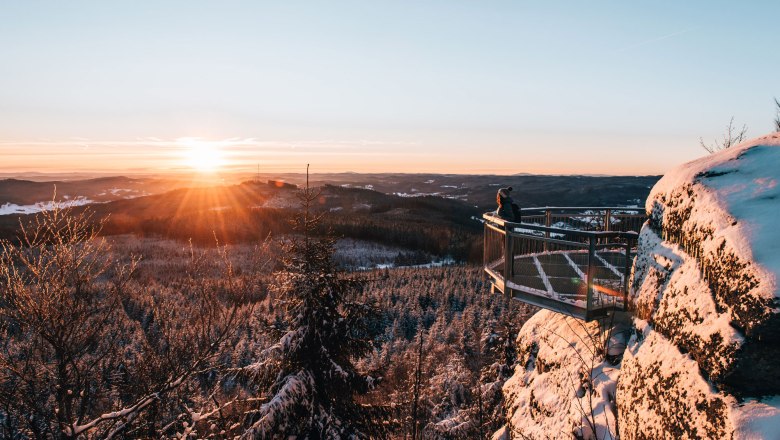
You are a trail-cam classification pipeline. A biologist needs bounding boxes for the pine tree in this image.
[410,324,425,440]
[244,166,386,439]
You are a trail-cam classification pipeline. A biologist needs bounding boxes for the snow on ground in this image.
[332,239,407,269]
[0,197,94,215]
[356,258,456,271]
[333,238,456,270]
[394,191,441,197]
[409,257,456,268]
[96,188,149,199]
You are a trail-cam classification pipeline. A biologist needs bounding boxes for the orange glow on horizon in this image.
[0,133,698,177]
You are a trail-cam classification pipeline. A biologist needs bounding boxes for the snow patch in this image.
[0,197,94,216]
[394,192,441,198]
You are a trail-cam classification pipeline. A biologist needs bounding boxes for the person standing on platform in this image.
[496,186,521,221]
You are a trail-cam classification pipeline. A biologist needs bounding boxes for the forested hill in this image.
[254,172,660,210]
[0,174,659,263]
[0,182,486,262]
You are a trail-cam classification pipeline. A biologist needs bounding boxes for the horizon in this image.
[0,169,664,184]
[2,1,779,175]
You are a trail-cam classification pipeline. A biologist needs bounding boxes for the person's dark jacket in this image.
[496,187,519,221]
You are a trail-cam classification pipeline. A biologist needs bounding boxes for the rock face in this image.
[502,310,624,439]
[619,135,780,439]
[501,134,780,439]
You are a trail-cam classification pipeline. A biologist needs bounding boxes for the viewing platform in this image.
[483,207,644,321]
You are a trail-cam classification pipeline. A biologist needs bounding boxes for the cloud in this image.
[615,27,696,54]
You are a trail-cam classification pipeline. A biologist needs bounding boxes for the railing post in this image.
[483,222,488,269]
[586,235,596,315]
[623,235,633,311]
[544,209,551,252]
[503,223,513,300]
[604,209,611,232]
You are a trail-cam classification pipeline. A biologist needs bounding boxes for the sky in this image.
[1,1,778,176]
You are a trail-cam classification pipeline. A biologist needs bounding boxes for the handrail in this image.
[507,221,640,239]
[484,213,641,239]
[484,222,506,235]
[518,206,644,212]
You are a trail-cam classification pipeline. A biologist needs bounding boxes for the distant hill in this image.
[0,173,660,210]
[0,173,660,263]
[246,173,660,210]
[0,176,186,205]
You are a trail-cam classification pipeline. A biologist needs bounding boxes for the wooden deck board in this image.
[486,249,627,312]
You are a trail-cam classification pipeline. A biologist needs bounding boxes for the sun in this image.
[178,138,224,173]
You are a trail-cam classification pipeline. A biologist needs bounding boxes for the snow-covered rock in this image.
[619,133,780,439]
[500,134,780,439]
[502,310,623,439]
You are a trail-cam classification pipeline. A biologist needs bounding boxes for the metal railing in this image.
[483,207,644,321]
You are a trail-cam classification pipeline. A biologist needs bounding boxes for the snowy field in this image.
[332,238,452,269]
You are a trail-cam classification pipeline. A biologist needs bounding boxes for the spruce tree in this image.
[244,167,385,439]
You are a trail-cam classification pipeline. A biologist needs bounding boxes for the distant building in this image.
[267,179,298,189]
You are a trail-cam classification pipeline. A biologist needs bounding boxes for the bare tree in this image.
[774,97,780,132]
[0,204,138,439]
[0,201,250,439]
[700,117,748,154]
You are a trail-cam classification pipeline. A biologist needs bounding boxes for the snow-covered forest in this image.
[0,196,533,439]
